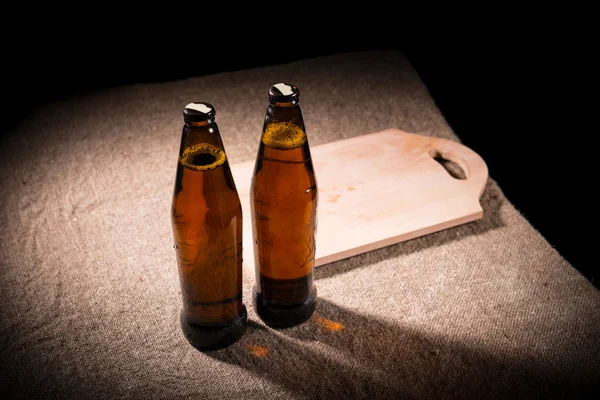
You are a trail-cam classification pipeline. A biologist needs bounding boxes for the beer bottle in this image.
[250,83,318,328]
[171,102,247,350]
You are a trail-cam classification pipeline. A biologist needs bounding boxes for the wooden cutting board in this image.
[229,128,488,270]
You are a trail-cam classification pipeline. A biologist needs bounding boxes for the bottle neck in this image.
[260,103,308,151]
[264,103,305,131]
[186,118,213,127]
[270,100,296,108]
[181,121,225,154]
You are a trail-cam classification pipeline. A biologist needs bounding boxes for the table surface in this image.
[1,50,598,399]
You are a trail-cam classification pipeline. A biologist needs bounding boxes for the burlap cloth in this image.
[1,51,598,399]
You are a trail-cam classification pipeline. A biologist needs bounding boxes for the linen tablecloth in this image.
[1,50,598,399]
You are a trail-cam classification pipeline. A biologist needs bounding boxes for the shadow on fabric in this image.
[206,297,596,399]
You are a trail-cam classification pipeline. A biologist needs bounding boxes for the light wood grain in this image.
[230,128,488,271]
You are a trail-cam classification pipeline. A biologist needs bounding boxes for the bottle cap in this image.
[183,102,216,124]
[268,83,299,105]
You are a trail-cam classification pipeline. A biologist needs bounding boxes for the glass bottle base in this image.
[180,306,247,351]
[253,286,317,329]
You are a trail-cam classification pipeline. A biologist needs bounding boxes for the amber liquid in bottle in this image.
[251,99,318,328]
[171,108,247,350]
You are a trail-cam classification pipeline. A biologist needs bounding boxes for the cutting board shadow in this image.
[229,128,489,271]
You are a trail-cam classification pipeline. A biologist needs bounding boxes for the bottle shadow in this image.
[206,297,597,399]
[315,178,506,280]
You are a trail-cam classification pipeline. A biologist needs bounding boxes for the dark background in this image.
[2,17,594,287]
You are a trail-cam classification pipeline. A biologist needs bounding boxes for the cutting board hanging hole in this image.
[429,149,467,180]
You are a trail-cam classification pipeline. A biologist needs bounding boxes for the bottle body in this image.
[171,104,246,349]
[251,87,318,328]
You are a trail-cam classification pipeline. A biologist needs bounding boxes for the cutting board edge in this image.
[314,208,484,267]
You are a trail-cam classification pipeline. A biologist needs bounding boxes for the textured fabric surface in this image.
[1,50,599,399]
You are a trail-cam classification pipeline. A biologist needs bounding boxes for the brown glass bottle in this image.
[171,102,247,350]
[250,83,318,328]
